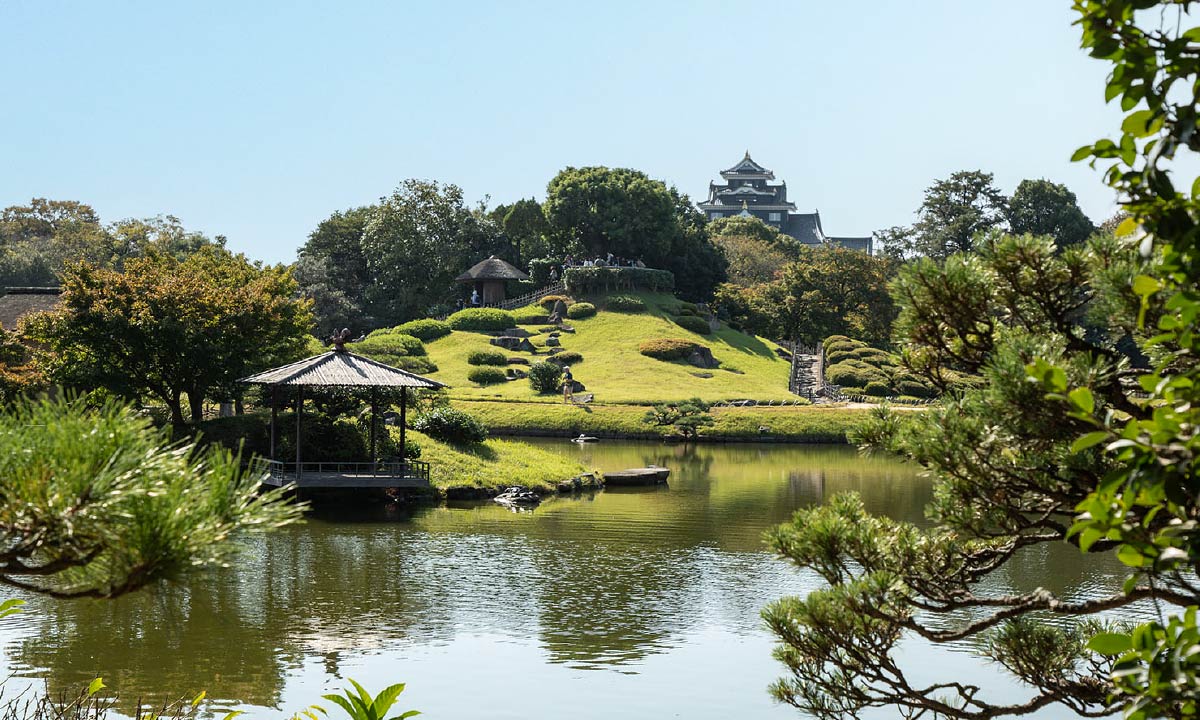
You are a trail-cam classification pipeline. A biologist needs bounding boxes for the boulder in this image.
[564,379,586,393]
[507,357,529,365]
[686,346,719,369]
[494,486,541,508]
[545,336,561,347]
[547,300,569,323]
[558,324,576,333]
[502,327,532,338]
[490,336,536,352]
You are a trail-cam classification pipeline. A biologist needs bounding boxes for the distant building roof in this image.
[720,151,774,179]
[455,256,529,283]
[0,287,61,331]
[240,351,448,388]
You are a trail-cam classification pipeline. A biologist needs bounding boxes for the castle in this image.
[697,152,872,253]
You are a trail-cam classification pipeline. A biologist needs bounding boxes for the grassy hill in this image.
[419,291,795,404]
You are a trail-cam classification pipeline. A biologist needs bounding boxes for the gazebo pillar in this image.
[369,388,379,467]
[269,385,278,460]
[295,385,304,481]
[400,387,408,464]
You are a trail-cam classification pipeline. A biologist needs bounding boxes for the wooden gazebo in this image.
[455,256,529,305]
[240,348,446,489]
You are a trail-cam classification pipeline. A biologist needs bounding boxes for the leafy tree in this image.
[0,199,108,286]
[0,322,41,403]
[642,397,714,440]
[716,245,896,345]
[763,2,1200,717]
[360,180,503,325]
[665,188,728,301]
[707,215,786,246]
[1007,178,1095,247]
[0,396,301,597]
[911,170,1009,259]
[295,206,375,335]
[25,247,312,425]
[715,235,793,286]
[502,198,553,262]
[873,225,918,261]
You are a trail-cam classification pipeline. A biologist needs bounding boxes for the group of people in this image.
[549,253,646,281]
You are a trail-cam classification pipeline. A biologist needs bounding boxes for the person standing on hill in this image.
[561,365,574,404]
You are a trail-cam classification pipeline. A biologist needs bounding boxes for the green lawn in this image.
[412,429,598,495]
[452,399,873,443]
[421,291,796,404]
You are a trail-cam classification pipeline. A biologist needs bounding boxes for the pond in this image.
[0,440,1132,719]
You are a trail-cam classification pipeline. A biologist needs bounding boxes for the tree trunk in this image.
[167,391,186,427]
[188,390,204,424]
[234,397,245,415]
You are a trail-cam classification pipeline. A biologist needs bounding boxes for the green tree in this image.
[360,180,501,325]
[0,199,108,286]
[0,396,301,597]
[714,234,792,286]
[295,206,375,335]
[642,397,714,440]
[25,247,312,425]
[707,215,787,246]
[502,197,553,262]
[1007,178,1095,247]
[912,170,1009,259]
[762,2,1200,717]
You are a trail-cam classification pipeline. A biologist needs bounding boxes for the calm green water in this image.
[0,441,1131,719]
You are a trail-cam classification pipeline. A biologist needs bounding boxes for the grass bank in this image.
[411,429,599,498]
[453,399,874,443]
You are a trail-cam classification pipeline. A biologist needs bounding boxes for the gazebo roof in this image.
[239,351,447,388]
[455,256,529,283]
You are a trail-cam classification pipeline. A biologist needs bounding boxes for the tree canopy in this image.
[25,246,312,425]
[765,2,1200,717]
[1007,178,1095,247]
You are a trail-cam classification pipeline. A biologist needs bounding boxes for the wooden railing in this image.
[265,459,431,482]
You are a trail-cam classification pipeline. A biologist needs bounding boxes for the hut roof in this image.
[455,256,529,282]
[0,288,61,331]
[239,351,447,388]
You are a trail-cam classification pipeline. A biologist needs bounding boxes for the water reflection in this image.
[0,441,1131,719]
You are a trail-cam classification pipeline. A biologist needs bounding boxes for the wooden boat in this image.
[603,466,670,487]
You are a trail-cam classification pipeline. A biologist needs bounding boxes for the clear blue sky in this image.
[0,1,1122,264]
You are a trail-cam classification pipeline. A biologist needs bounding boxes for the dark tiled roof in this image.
[827,236,874,253]
[240,351,447,388]
[455,256,529,282]
[783,213,825,245]
[0,288,61,331]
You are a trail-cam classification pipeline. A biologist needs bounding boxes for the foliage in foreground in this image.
[0,397,302,598]
[763,4,1200,718]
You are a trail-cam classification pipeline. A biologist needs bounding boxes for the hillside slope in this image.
[421,291,794,404]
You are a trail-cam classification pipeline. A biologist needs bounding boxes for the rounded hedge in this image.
[511,304,551,325]
[852,347,894,363]
[528,361,562,394]
[639,338,702,361]
[392,319,452,341]
[448,308,516,332]
[467,349,508,366]
[896,379,933,398]
[863,381,891,397]
[605,295,645,312]
[825,339,862,356]
[356,333,426,357]
[538,294,573,309]
[826,362,883,389]
[826,349,857,365]
[467,367,509,385]
[411,407,488,444]
[390,356,438,374]
[566,302,596,319]
[547,350,582,365]
[823,335,853,350]
[673,314,711,335]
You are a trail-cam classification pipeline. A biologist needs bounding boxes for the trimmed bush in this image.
[826,362,883,389]
[896,379,933,398]
[639,338,702,361]
[678,301,699,313]
[538,294,573,309]
[852,346,894,363]
[673,314,711,335]
[528,361,562,394]
[825,339,862,355]
[826,349,857,365]
[566,302,596,319]
[605,295,645,312]
[511,304,551,324]
[356,333,426,357]
[392,319,451,341]
[467,349,508,366]
[390,356,438,374]
[676,307,698,317]
[447,307,516,331]
[563,266,674,294]
[547,351,582,365]
[823,335,853,350]
[863,381,891,397]
[411,407,488,444]
[467,367,509,385]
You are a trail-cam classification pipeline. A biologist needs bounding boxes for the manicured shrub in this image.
[852,347,894,363]
[511,304,551,324]
[356,333,426,357]
[528,361,562,394]
[467,367,509,385]
[391,319,452,341]
[447,307,516,331]
[566,302,596,319]
[411,407,488,444]
[605,295,645,312]
[864,381,891,397]
[678,301,699,313]
[676,307,698,317]
[563,266,674,294]
[639,338,702,361]
[823,335,853,350]
[826,349,857,365]
[673,314,711,335]
[538,294,573,309]
[896,379,933,398]
[467,349,508,366]
[547,351,582,365]
[826,362,881,389]
[390,356,438,374]
[825,339,862,356]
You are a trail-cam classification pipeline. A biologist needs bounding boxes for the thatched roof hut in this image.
[455,256,528,304]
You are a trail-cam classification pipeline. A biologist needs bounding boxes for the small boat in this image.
[603,466,670,487]
[571,434,599,443]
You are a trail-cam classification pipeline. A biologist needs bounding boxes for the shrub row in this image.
[563,266,674,295]
[467,367,509,385]
[391,319,452,341]
[357,332,426,357]
[467,349,508,366]
[673,314,711,335]
[638,338,702,361]
[547,351,582,365]
[605,295,645,312]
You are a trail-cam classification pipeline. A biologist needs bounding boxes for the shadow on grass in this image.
[451,440,499,461]
[713,328,780,359]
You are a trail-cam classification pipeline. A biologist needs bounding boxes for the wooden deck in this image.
[262,460,432,489]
